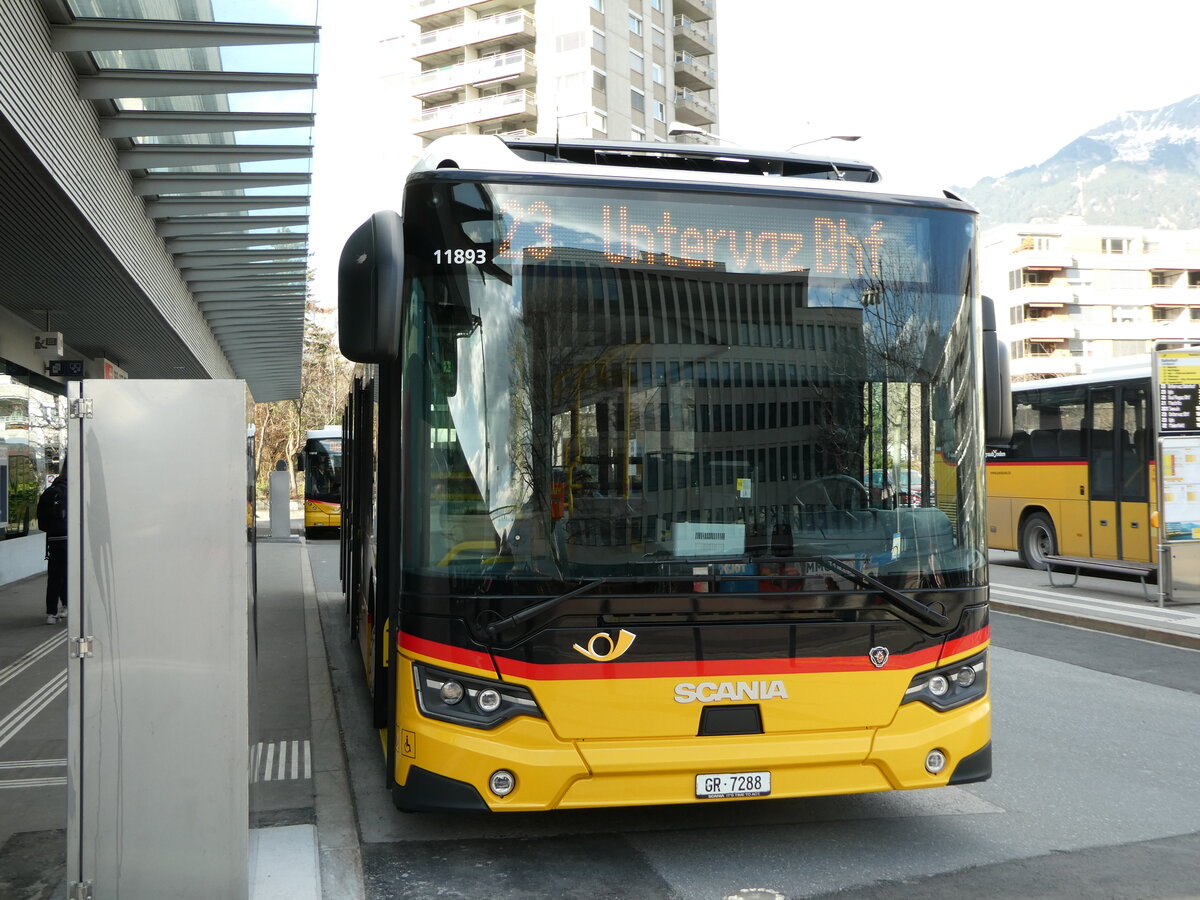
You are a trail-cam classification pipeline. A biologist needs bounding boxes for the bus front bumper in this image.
[391,697,991,813]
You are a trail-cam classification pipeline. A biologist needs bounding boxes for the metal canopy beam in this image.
[100,110,315,139]
[78,69,317,99]
[133,172,311,195]
[165,233,308,252]
[175,251,307,266]
[182,264,306,278]
[145,196,311,216]
[188,282,305,293]
[193,290,304,301]
[51,18,319,52]
[156,215,308,236]
[119,144,312,169]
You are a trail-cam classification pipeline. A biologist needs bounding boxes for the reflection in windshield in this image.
[405,180,982,591]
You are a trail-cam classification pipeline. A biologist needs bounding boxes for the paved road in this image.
[307,541,1200,900]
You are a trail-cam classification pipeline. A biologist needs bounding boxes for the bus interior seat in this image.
[1057,429,1082,458]
[1031,429,1057,457]
[1008,430,1030,458]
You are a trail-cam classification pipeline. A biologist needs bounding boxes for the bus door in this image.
[1087,384,1151,562]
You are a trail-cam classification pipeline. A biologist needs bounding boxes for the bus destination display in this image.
[490,188,931,281]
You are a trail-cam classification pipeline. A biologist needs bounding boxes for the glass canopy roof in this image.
[45,0,319,401]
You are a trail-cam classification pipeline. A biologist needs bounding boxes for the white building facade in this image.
[384,0,717,156]
[981,221,1200,380]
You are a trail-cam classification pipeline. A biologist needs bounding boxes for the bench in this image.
[1043,554,1157,601]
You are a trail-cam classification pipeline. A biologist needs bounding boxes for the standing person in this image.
[37,470,68,625]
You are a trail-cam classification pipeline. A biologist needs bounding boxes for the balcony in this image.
[672,88,715,126]
[415,9,535,63]
[673,51,715,91]
[417,89,536,138]
[412,0,535,28]
[673,0,715,23]
[672,15,715,55]
[1011,315,1075,341]
[413,49,535,100]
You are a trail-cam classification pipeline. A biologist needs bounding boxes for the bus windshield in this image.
[304,435,343,503]
[402,177,984,589]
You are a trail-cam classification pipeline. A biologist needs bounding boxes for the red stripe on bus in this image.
[939,626,990,663]
[398,627,991,682]
[984,460,1087,466]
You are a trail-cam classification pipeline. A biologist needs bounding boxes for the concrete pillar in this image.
[269,462,291,538]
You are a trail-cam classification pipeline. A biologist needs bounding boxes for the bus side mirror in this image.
[982,295,1013,445]
[339,210,404,363]
[294,453,305,472]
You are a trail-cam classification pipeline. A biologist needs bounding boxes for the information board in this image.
[1158,350,1200,435]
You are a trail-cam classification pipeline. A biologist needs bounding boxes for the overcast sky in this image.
[308,0,1200,309]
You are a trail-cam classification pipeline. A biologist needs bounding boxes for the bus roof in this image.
[410,135,975,211]
[305,426,342,440]
[1012,361,1152,392]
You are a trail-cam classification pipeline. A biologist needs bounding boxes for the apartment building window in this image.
[591,0,603,10]
[631,126,646,141]
[651,0,663,9]
[1021,268,1055,286]
[1113,306,1142,323]
[1191,308,1200,319]
[1151,270,1180,288]
[651,62,664,84]
[1189,271,1200,287]
[1101,238,1128,254]
[593,28,606,52]
[652,99,666,122]
[631,88,645,113]
[1152,306,1179,321]
[630,49,644,73]
[629,12,643,35]
[593,68,607,92]
[651,25,666,49]
[591,109,607,135]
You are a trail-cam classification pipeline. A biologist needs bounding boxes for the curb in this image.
[991,599,1200,652]
[300,540,367,899]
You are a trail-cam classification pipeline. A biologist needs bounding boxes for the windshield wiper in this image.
[820,556,949,628]
[483,579,609,640]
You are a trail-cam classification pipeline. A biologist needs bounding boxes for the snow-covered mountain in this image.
[958,94,1200,229]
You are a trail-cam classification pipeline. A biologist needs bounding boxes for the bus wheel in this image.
[1019,512,1057,570]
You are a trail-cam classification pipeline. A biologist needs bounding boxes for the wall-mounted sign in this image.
[48,360,85,377]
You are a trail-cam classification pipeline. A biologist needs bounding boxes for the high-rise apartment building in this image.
[981,221,1200,380]
[384,0,717,156]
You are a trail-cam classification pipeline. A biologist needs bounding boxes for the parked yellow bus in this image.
[986,367,1155,571]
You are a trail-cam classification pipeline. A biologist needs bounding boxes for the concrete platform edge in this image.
[300,539,367,899]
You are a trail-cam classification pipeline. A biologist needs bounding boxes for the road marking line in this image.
[0,633,67,688]
[250,740,312,782]
[0,670,68,752]
[0,776,67,790]
[0,758,66,770]
[993,586,1200,628]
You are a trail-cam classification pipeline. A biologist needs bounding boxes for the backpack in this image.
[37,481,67,538]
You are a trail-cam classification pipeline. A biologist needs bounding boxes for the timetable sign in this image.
[1160,383,1200,434]
[1158,350,1200,434]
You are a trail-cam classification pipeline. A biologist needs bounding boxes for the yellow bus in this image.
[986,366,1155,572]
[336,134,1008,812]
[299,426,343,537]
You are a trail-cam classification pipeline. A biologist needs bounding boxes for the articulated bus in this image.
[298,426,343,536]
[337,135,1010,812]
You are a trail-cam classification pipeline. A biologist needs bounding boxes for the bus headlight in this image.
[414,664,543,729]
[903,651,987,711]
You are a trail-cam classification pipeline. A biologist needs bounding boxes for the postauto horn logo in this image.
[572,629,637,662]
